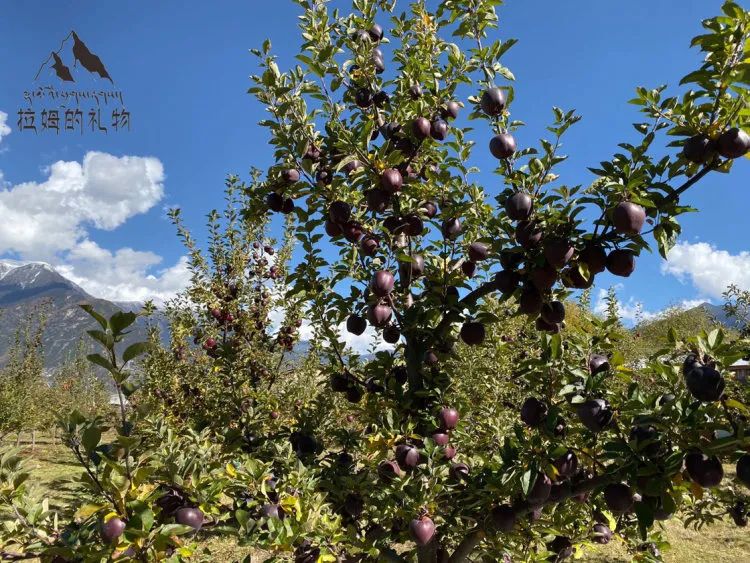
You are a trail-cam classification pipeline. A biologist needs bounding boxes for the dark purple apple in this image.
[495,270,520,295]
[549,536,573,560]
[329,201,351,224]
[518,286,543,315]
[530,263,558,291]
[354,88,373,108]
[371,270,395,297]
[737,454,750,488]
[606,249,636,277]
[343,160,362,175]
[442,101,460,120]
[330,373,350,393]
[367,303,392,327]
[460,321,485,345]
[383,325,400,344]
[544,238,574,269]
[422,201,438,218]
[684,361,725,402]
[281,168,300,183]
[438,407,459,430]
[347,314,367,336]
[409,83,422,99]
[261,503,284,520]
[346,385,363,403]
[441,217,462,240]
[372,53,385,73]
[398,254,425,284]
[685,452,723,488]
[520,397,547,427]
[515,221,542,248]
[629,426,662,458]
[490,133,517,159]
[553,450,578,479]
[303,144,322,161]
[176,507,204,531]
[527,471,552,505]
[325,219,343,237]
[101,517,126,543]
[612,201,646,235]
[730,501,748,527]
[461,261,476,278]
[395,444,420,469]
[535,316,560,333]
[468,242,489,262]
[683,134,714,163]
[505,192,533,221]
[412,117,431,140]
[561,264,593,289]
[360,236,379,257]
[366,188,390,212]
[430,119,449,141]
[717,127,750,159]
[576,398,613,432]
[404,214,424,236]
[480,87,506,116]
[443,445,457,460]
[266,192,284,212]
[450,463,470,481]
[541,301,565,324]
[604,483,633,513]
[588,354,610,374]
[409,516,435,547]
[368,23,383,41]
[579,244,607,274]
[490,504,516,533]
[593,523,613,545]
[432,432,450,446]
[281,198,295,214]
[424,349,439,366]
[378,459,402,481]
[380,168,403,194]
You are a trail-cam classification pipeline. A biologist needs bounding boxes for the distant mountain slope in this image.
[696,302,744,330]
[0,260,167,368]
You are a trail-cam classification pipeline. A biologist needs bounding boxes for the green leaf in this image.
[82,426,102,452]
[86,354,116,374]
[80,304,108,330]
[123,342,152,364]
[159,523,196,537]
[109,311,137,336]
[87,329,113,350]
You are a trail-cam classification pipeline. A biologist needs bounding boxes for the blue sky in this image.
[0,0,748,322]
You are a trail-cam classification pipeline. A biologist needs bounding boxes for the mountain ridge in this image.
[0,260,167,368]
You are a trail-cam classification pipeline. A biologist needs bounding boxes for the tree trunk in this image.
[15,432,21,446]
[31,430,36,452]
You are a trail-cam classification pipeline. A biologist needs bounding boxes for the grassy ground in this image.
[4,435,749,562]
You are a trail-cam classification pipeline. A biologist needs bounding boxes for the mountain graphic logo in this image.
[34,30,113,84]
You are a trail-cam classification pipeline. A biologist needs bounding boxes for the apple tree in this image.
[239,0,750,560]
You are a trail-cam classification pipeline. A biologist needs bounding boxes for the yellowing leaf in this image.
[690,481,704,499]
[225,463,237,478]
[75,503,106,521]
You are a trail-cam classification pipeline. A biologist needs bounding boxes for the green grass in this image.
[5,435,750,562]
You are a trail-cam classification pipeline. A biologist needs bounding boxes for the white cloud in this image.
[662,241,750,299]
[0,151,164,258]
[291,315,395,355]
[593,285,711,326]
[593,286,655,324]
[0,111,10,144]
[0,150,189,304]
[54,240,189,304]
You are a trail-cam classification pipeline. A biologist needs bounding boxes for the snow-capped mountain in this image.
[0,260,167,368]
